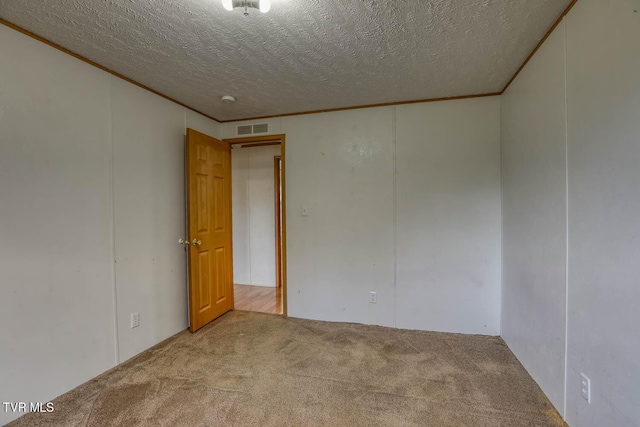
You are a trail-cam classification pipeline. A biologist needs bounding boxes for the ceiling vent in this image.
[237,123,269,136]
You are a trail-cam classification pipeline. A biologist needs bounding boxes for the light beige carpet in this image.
[8,311,566,426]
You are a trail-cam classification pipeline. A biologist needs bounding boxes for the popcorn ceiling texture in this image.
[0,0,572,121]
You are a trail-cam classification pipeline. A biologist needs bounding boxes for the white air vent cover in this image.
[252,123,269,134]
[237,125,253,136]
[237,123,269,136]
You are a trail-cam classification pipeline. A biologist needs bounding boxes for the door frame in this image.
[224,134,287,317]
[274,155,282,289]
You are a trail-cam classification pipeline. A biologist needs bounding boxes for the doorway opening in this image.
[226,135,286,316]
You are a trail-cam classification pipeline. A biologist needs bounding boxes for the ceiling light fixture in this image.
[222,0,270,15]
[221,95,237,104]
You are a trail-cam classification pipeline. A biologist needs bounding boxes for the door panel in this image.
[215,247,226,302]
[187,128,233,332]
[196,173,210,232]
[214,176,225,231]
[197,251,211,310]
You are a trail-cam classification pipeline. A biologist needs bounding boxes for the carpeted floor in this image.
[8,311,566,427]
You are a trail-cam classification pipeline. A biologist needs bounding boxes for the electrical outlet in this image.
[131,312,140,329]
[580,373,591,403]
[369,291,377,304]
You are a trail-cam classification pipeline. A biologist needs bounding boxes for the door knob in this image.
[192,239,202,246]
[178,238,190,245]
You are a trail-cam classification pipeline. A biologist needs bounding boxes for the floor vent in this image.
[237,123,269,136]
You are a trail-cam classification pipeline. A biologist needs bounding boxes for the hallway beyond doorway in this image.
[234,284,282,314]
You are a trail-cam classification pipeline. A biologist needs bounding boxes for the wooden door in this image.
[186,128,234,332]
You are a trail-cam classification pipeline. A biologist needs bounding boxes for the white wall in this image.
[232,147,251,284]
[395,98,502,334]
[0,26,116,427]
[501,22,568,413]
[111,78,188,362]
[501,0,640,425]
[0,24,220,425]
[565,1,640,426]
[232,145,281,287]
[223,96,502,334]
[283,107,397,327]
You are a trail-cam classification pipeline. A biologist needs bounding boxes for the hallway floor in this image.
[234,284,282,314]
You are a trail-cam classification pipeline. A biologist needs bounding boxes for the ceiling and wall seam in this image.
[0,0,574,122]
[0,14,502,121]
[501,0,579,93]
[0,18,220,123]
[216,93,503,123]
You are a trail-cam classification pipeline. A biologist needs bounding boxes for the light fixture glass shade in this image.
[259,0,271,13]
[222,0,270,14]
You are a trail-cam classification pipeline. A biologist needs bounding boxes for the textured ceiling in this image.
[0,0,572,121]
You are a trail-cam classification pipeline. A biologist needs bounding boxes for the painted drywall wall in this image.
[232,145,281,287]
[282,107,397,327]
[222,97,502,334]
[0,24,220,425]
[565,1,640,426]
[111,78,189,362]
[186,109,222,140]
[395,98,502,335]
[501,22,567,414]
[501,0,640,425]
[232,148,251,285]
[0,25,116,426]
